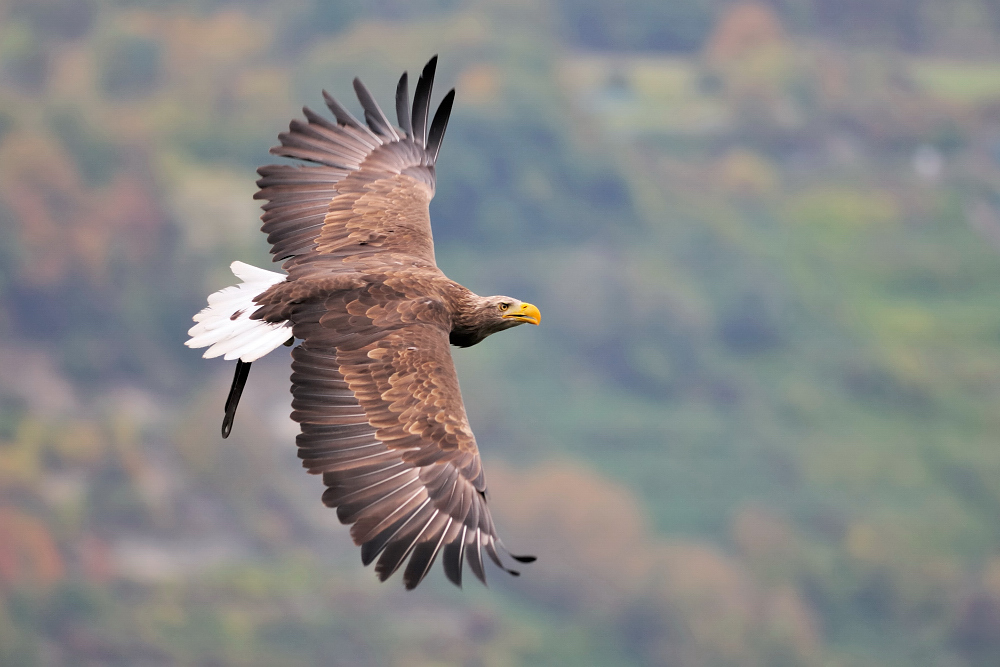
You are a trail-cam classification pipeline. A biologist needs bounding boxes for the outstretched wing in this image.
[289,286,531,589]
[255,56,455,275]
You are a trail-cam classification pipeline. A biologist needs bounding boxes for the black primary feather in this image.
[442,527,467,586]
[395,72,412,139]
[411,56,437,148]
[426,89,455,164]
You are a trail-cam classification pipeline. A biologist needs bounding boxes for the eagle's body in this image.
[186,58,538,589]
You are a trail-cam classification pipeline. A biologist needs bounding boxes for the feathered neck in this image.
[447,288,500,348]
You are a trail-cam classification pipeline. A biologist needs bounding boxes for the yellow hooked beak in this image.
[502,302,541,325]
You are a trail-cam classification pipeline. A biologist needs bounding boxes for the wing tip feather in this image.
[411,55,438,148]
[426,88,455,164]
[395,71,412,139]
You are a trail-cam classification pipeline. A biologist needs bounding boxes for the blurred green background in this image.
[2,0,1000,664]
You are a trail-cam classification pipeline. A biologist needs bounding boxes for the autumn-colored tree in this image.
[704,2,786,65]
[0,132,161,287]
[0,507,63,589]
[489,462,821,665]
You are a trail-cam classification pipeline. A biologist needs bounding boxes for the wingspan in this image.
[256,56,455,274]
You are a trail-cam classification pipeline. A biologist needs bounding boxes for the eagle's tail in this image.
[186,261,293,437]
[186,261,293,362]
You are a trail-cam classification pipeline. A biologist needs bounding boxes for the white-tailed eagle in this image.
[187,57,539,589]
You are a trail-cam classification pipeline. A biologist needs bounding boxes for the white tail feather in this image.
[186,261,292,362]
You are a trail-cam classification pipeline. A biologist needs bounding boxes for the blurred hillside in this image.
[3,0,1000,665]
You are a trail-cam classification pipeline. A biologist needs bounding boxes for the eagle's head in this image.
[451,295,541,347]
[488,296,541,329]
[480,296,541,335]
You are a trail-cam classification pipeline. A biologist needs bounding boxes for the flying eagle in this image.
[186,57,539,589]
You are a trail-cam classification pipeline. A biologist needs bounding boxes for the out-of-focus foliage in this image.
[3,0,1000,665]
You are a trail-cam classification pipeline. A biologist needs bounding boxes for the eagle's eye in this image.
[498,302,510,312]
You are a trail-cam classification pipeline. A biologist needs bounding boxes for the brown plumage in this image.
[195,57,540,589]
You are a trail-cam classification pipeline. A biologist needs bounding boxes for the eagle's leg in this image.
[222,359,252,438]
